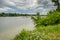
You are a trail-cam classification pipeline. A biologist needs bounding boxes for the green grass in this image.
[36,24,60,40]
[12,24,60,40]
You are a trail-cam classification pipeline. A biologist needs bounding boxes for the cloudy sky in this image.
[0,0,56,14]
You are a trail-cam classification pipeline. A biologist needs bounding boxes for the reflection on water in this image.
[0,17,35,40]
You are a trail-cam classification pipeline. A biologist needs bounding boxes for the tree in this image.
[52,0,60,11]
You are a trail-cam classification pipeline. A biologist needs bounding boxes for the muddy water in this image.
[0,17,35,40]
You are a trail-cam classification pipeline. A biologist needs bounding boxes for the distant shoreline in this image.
[0,13,46,17]
[0,15,46,17]
[0,13,34,16]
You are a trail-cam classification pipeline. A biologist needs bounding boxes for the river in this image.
[0,17,35,40]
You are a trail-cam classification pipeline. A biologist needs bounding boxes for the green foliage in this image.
[41,11,60,26]
[13,29,43,40]
[36,24,60,33]
[13,24,60,40]
[13,29,30,40]
[31,12,42,27]
[31,11,60,26]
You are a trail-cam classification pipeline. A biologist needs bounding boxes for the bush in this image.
[41,11,60,26]
[31,11,60,26]
[31,12,42,27]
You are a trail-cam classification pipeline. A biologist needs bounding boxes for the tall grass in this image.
[13,24,60,40]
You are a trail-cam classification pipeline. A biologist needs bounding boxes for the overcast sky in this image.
[0,0,56,14]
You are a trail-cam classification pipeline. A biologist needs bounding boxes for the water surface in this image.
[0,17,34,40]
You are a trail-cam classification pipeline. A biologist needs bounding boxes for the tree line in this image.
[0,12,36,16]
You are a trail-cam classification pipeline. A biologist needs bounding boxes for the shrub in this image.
[31,12,42,27]
[31,11,60,26]
[41,11,60,26]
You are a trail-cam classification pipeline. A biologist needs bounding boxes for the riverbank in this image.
[12,11,60,40]
[13,24,60,40]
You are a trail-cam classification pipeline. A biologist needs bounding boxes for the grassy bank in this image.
[12,11,60,40]
[12,24,60,40]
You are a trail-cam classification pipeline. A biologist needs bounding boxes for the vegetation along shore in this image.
[12,0,60,40]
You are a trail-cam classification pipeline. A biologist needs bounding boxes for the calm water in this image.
[0,17,35,40]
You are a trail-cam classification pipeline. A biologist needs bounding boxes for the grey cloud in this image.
[0,0,56,14]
